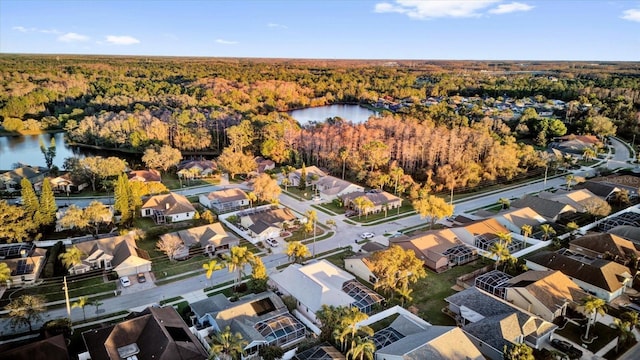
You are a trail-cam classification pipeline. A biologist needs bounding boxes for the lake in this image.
[288,104,379,125]
[0,132,85,170]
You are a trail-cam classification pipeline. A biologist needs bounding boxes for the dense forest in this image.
[1,55,639,194]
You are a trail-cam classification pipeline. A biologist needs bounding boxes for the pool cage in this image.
[254,313,306,348]
[474,270,512,299]
[371,327,405,349]
[342,280,384,314]
[442,244,478,266]
[474,234,523,253]
[598,212,640,232]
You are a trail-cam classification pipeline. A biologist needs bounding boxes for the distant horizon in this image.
[2,1,638,61]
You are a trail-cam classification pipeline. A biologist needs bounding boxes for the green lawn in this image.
[6,276,116,303]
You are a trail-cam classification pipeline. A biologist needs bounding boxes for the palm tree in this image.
[352,196,373,219]
[325,219,337,231]
[209,326,247,360]
[286,241,311,264]
[246,191,257,208]
[540,224,556,241]
[203,259,224,287]
[612,318,634,353]
[59,246,85,271]
[521,224,532,248]
[583,146,597,162]
[565,174,576,190]
[91,300,103,314]
[498,197,511,210]
[305,210,318,256]
[224,246,255,289]
[566,221,579,241]
[0,262,12,288]
[582,295,607,341]
[346,336,376,360]
[5,295,46,332]
[496,232,513,247]
[72,296,89,321]
[489,241,510,270]
[342,307,373,350]
[621,310,640,329]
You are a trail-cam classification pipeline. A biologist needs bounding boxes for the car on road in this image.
[265,238,279,247]
[137,273,146,283]
[551,339,583,359]
[120,276,132,287]
[360,232,375,239]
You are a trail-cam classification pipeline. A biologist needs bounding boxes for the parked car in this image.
[265,238,279,247]
[119,276,131,287]
[137,273,146,283]
[360,232,375,239]
[551,339,583,359]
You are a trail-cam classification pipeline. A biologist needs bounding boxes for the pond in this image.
[288,104,380,125]
[0,132,84,170]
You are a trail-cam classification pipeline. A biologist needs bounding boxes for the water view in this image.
[0,132,84,170]
[288,104,379,125]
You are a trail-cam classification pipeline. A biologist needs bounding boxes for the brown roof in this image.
[341,190,401,206]
[246,207,296,225]
[527,251,631,292]
[128,169,161,182]
[178,160,217,171]
[161,223,237,248]
[0,334,69,360]
[570,233,640,259]
[392,229,461,261]
[462,218,510,237]
[82,306,208,360]
[205,188,248,202]
[507,270,588,311]
[142,192,196,215]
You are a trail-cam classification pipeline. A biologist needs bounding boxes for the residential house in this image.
[504,270,588,322]
[191,291,306,358]
[526,249,633,301]
[391,229,478,272]
[551,134,601,154]
[344,253,378,284]
[199,188,249,213]
[450,218,521,253]
[159,223,239,260]
[71,232,152,276]
[0,243,46,287]
[269,260,384,325]
[608,225,640,243]
[357,306,483,360]
[511,195,577,222]
[0,165,47,192]
[311,176,364,202]
[574,180,622,201]
[538,189,603,213]
[79,306,208,360]
[141,192,196,224]
[569,233,640,265]
[127,169,161,183]
[289,166,327,187]
[445,287,557,360]
[46,173,88,194]
[492,207,546,233]
[0,334,69,360]
[587,174,640,197]
[341,189,402,216]
[177,159,218,179]
[254,156,275,173]
[239,206,297,241]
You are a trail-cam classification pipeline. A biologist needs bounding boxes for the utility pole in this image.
[63,276,71,321]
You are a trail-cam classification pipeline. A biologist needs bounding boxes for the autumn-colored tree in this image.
[369,245,427,304]
[225,246,256,287]
[252,173,281,203]
[503,343,535,360]
[583,198,612,218]
[352,196,374,219]
[0,263,12,287]
[114,173,133,223]
[142,145,183,174]
[0,200,39,243]
[201,210,216,224]
[84,201,112,236]
[286,241,311,263]
[412,195,454,228]
[5,295,46,332]
[157,235,184,262]
[217,148,256,179]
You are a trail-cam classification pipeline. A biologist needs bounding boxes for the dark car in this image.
[137,273,147,283]
[551,339,583,359]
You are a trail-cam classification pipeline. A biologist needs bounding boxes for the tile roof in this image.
[506,270,588,312]
[511,195,576,219]
[127,169,161,182]
[142,192,196,215]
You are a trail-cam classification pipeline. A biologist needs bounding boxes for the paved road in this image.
[606,136,634,170]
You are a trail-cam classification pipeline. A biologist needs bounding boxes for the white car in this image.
[120,276,132,287]
[360,232,375,239]
[265,238,279,247]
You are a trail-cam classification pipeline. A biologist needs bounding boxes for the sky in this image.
[1,0,639,61]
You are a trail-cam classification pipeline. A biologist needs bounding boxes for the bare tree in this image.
[156,235,184,261]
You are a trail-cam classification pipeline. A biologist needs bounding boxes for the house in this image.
[344,253,378,284]
[80,306,208,360]
[538,189,603,213]
[504,271,588,322]
[254,156,275,173]
[526,249,633,302]
[191,291,306,357]
[311,176,364,202]
[269,260,384,325]
[199,188,249,213]
[127,169,161,183]
[551,134,601,154]
[0,165,47,192]
[511,195,577,222]
[341,189,402,215]
[390,229,477,272]
[608,225,640,243]
[574,180,622,200]
[357,306,483,360]
[159,223,239,260]
[445,287,557,360]
[450,218,521,253]
[177,159,218,179]
[238,206,297,241]
[569,233,640,265]
[492,207,546,233]
[0,243,46,287]
[71,232,151,276]
[141,192,196,224]
[46,173,88,194]
[289,166,327,187]
[0,334,69,360]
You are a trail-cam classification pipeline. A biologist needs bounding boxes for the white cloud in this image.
[374,0,501,19]
[13,26,61,34]
[215,39,238,45]
[621,9,640,22]
[489,2,533,14]
[12,26,31,32]
[105,35,140,45]
[40,29,61,34]
[267,23,288,29]
[58,32,90,42]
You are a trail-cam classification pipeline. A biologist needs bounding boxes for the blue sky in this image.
[1,0,639,61]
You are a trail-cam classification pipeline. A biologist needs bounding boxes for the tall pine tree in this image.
[20,178,39,218]
[114,173,132,223]
[37,178,57,227]
[298,163,307,190]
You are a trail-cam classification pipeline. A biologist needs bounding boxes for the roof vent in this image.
[117,343,140,359]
